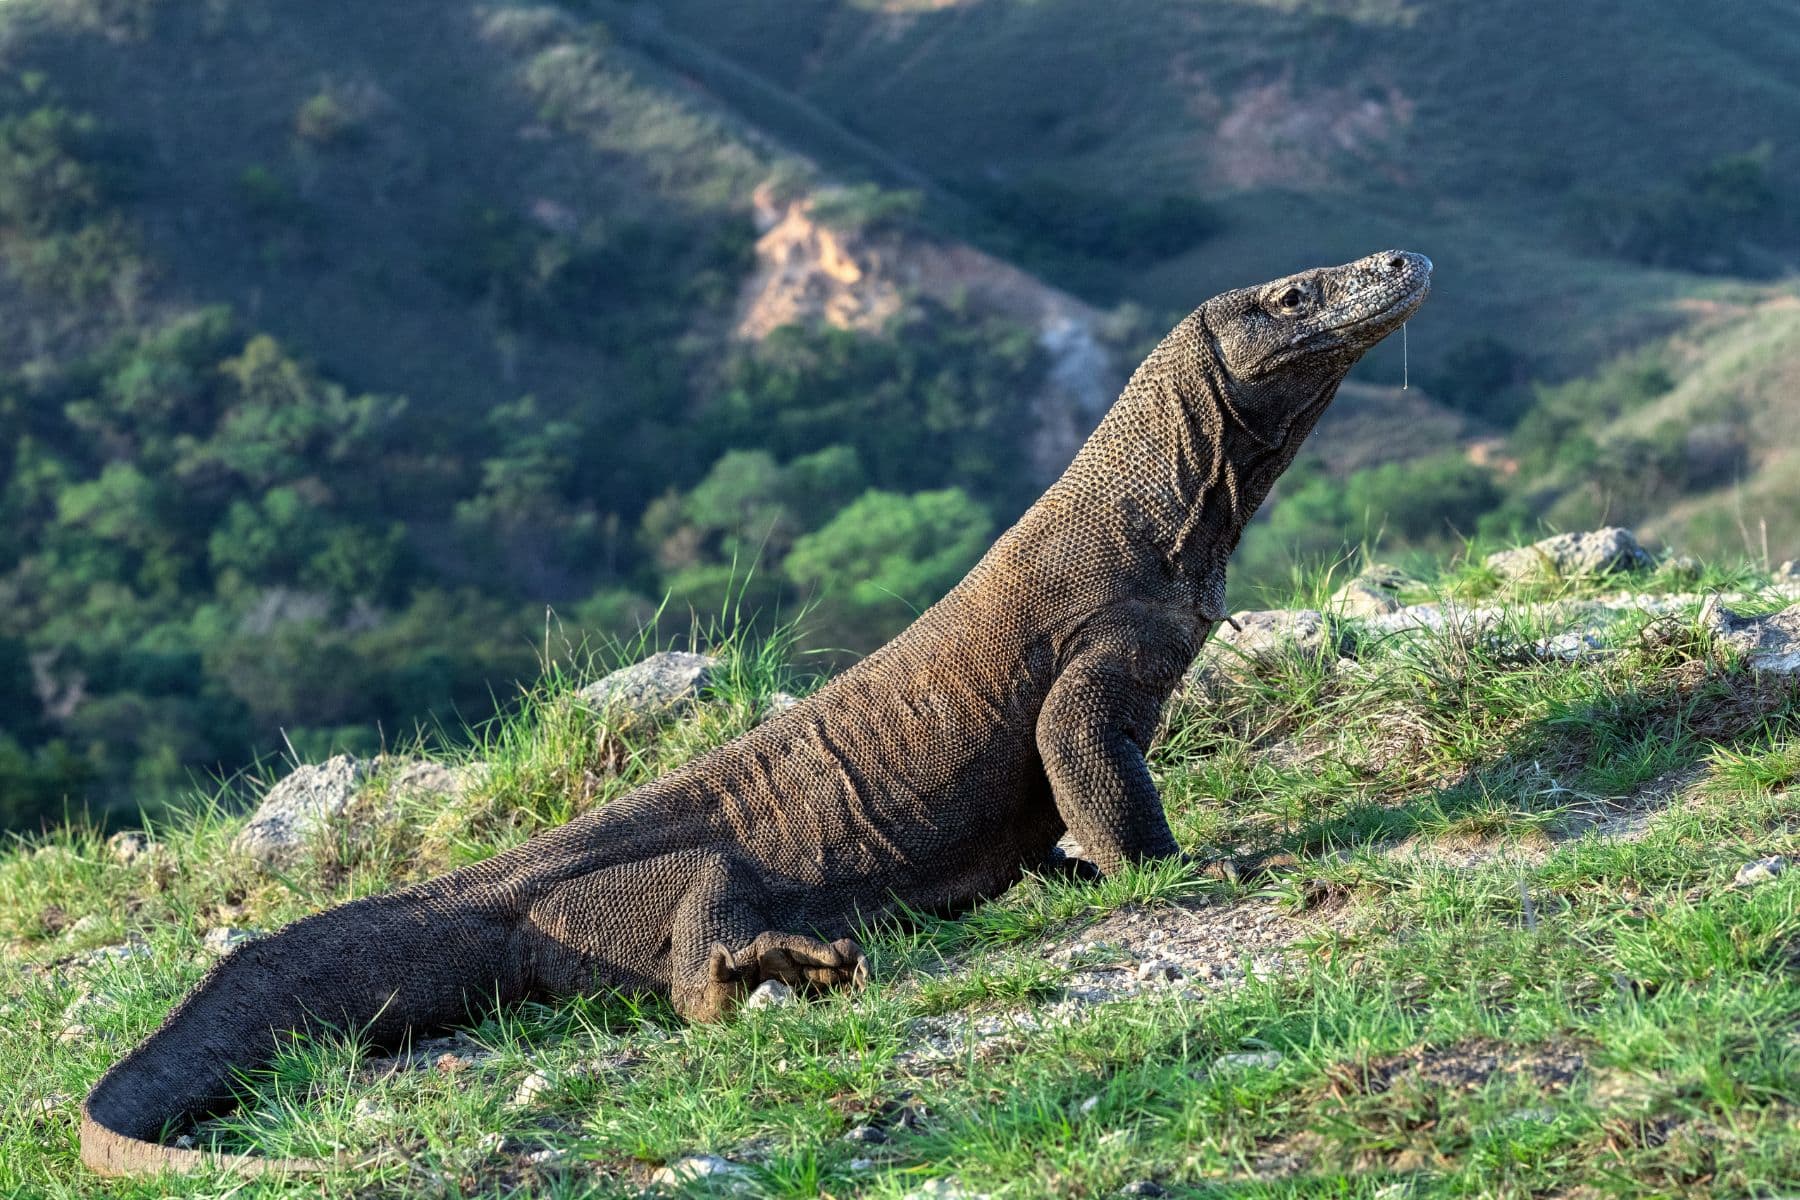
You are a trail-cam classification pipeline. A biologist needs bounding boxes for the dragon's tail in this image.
[81,885,523,1176]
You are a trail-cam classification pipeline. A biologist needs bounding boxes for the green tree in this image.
[785,488,992,647]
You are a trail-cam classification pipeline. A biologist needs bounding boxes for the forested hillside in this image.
[2,0,1797,830]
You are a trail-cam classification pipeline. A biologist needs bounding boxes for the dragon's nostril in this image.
[1387,255,1407,272]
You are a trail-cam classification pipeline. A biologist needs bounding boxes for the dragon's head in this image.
[1195,250,1432,447]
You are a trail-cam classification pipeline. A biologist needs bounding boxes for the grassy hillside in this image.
[6,554,1800,1196]
[645,0,1800,366]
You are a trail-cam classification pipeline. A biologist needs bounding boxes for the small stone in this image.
[1330,564,1417,618]
[478,1131,506,1154]
[67,914,104,937]
[849,1157,876,1171]
[524,1147,566,1166]
[1734,856,1788,888]
[1187,609,1346,690]
[201,926,260,956]
[1507,1107,1558,1124]
[764,691,802,719]
[650,1154,744,1186]
[1078,1095,1100,1115]
[106,831,149,865]
[843,1124,888,1144]
[31,1092,71,1120]
[351,1097,390,1124]
[57,1023,92,1044]
[577,651,719,718]
[744,979,796,1010]
[1136,960,1183,983]
[1666,555,1702,581]
[435,1052,473,1075]
[1120,1182,1167,1198]
[511,1069,555,1106]
[903,1181,992,1200]
[1212,1050,1284,1071]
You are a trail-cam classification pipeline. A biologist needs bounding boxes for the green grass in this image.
[5,558,1800,1197]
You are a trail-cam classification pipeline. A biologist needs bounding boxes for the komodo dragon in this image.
[82,250,1431,1176]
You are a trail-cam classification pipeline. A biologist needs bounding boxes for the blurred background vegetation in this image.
[1,0,1797,829]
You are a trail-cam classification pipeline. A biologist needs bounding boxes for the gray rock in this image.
[764,691,801,719]
[31,1092,72,1122]
[232,754,369,869]
[510,1069,556,1107]
[903,1182,992,1200]
[1136,959,1183,983]
[1188,609,1345,690]
[1733,856,1787,888]
[577,651,719,717]
[843,1124,887,1144]
[1212,1050,1284,1071]
[1700,598,1800,675]
[650,1155,746,1187]
[1486,527,1651,582]
[1329,564,1417,617]
[1120,1182,1168,1198]
[744,979,796,1010]
[106,831,151,865]
[201,926,261,956]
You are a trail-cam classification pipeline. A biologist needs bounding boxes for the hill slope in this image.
[6,549,1800,1196]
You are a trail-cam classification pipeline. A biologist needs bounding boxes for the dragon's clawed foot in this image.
[710,933,870,996]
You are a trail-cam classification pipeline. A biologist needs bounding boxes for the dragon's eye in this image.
[1277,287,1304,310]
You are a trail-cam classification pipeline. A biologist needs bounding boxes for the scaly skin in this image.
[81,250,1431,1175]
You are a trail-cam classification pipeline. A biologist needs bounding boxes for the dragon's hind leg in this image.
[668,852,869,1022]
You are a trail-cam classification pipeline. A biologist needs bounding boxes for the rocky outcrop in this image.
[232,755,369,869]
[735,183,1120,481]
[1700,598,1800,675]
[576,651,719,717]
[1485,527,1652,582]
[232,754,481,869]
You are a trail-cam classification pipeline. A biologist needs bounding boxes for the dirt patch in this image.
[1045,893,1349,1006]
[1334,1036,1587,1097]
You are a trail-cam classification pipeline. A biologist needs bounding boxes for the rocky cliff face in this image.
[736,182,1124,481]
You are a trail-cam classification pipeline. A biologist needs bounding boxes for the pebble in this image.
[1734,856,1788,887]
[106,831,149,865]
[510,1069,556,1106]
[650,1155,745,1186]
[1135,960,1183,983]
[1120,1182,1167,1198]
[903,1182,992,1200]
[524,1147,567,1166]
[201,926,260,955]
[744,979,796,1010]
[1212,1050,1284,1071]
[843,1124,888,1144]
[1078,1095,1100,1115]
[31,1092,71,1120]
[849,1157,876,1171]
[57,1023,92,1044]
